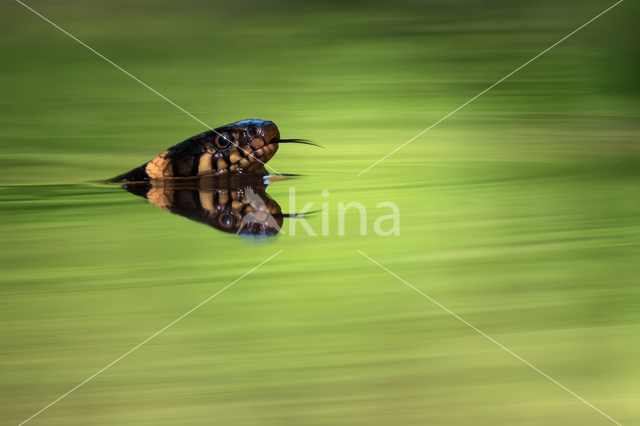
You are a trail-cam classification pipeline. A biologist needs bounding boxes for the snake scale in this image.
[113,119,313,182]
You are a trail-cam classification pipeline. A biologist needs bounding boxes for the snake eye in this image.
[218,213,235,227]
[215,134,232,150]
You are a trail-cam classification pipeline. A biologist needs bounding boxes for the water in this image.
[1,1,639,425]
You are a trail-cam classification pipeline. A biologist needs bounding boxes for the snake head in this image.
[113,119,315,182]
[207,119,282,175]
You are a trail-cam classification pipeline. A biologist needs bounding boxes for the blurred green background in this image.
[1,0,639,425]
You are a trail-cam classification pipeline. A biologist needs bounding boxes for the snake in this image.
[113,119,314,182]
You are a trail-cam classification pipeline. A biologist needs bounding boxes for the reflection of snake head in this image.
[112,119,315,182]
[122,176,284,238]
[236,187,283,236]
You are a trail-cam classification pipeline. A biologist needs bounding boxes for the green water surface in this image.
[1,1,639,425]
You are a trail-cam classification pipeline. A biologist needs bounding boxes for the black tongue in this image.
[272,139,323,148]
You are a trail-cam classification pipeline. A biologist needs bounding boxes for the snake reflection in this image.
[122,175,292,237]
